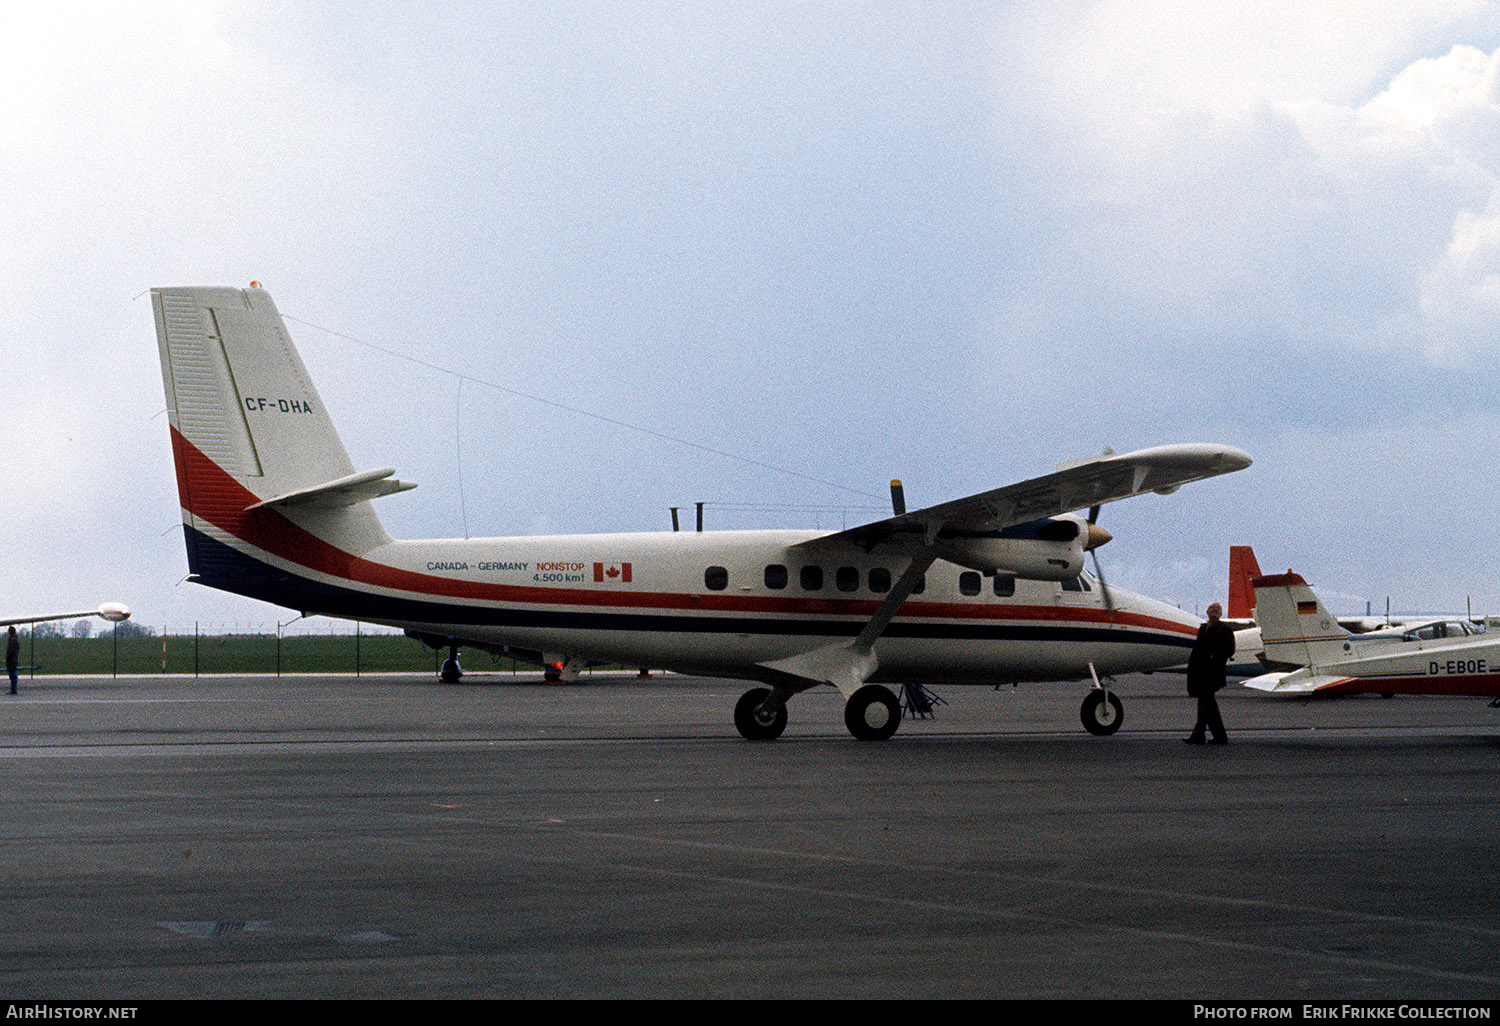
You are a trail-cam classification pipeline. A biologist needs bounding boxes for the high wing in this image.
[1,604,131,628]
[797,443,1252,551]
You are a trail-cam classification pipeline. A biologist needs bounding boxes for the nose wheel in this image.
[1080,688,1124,735]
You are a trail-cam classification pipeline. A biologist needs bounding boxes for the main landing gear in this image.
[734,688,788,740]
[734,683,904,741]
[735,670,1126,741]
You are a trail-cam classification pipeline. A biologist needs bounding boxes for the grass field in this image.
[11,631,522,677]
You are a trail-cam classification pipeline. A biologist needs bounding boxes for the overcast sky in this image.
[4,0,1500,633]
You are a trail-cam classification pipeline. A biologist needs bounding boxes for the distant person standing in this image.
[7,626,19,695]
[1185,602,1236,744]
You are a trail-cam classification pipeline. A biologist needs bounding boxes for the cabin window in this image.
[1061,576,1082,592]
[800,566,823,591]
[836,566,860,593]
[993,574,1015,597]
[869,568,891,593]
[959,571,982,596]
[705,566,728,591]
[764,564,788,590]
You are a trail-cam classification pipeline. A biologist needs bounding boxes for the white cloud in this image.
[1002,4,1500,367]
[1281,45,1500,362]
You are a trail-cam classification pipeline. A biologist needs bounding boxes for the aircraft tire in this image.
[439,657,462,684]
[845,684,902,741]
[1080,689,1124,736]
[734,688,787,741]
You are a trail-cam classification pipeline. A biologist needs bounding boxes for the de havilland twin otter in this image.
[151,284,1251,740]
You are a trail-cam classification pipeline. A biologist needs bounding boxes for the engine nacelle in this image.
[931,515,1092,581]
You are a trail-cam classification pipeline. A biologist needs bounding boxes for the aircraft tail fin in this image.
[152,286,409,600]
[1227,545,1263,620]
[1251,572,1351,669]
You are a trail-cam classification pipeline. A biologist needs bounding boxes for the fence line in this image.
[13,623,541,678]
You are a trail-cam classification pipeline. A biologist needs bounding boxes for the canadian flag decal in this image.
[594,562,633,583]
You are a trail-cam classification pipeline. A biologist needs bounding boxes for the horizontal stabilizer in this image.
[246,468,417,512]
[1242,670,1351,694]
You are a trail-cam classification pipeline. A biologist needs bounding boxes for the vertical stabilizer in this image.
[153,286,394,590]
[1227,545,1263,620]
[1251,572,1351,669]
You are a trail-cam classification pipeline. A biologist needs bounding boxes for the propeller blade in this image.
[1091,550,1116,613]
[890,480,906,517]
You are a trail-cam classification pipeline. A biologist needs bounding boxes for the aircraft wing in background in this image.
[1,604,131,628]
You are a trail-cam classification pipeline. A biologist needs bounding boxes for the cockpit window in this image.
[1405,621,1475,641]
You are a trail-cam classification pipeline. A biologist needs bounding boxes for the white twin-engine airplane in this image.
[1243,572,1500,700]
[151,285,1252,740]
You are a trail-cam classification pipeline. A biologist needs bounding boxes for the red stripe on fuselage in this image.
[171,427,1198,636]
[1317,673,1500,697]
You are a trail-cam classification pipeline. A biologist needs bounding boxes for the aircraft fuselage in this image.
[190,520,1200,684]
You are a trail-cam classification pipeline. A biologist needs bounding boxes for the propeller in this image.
[1089,525,1116,613]
[1086,449,1117,614]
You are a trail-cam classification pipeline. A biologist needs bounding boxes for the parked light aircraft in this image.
[1225,545,1490,678]
[2,605,131,628]
[151,285,1251,739]
[1243,572,1500,699]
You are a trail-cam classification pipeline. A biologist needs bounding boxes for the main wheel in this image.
[845,684,902,741]
[1080,689,1124,735]
[734,687,787,740]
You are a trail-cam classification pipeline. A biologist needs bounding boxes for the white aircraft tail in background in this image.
[1251,571,1354,672]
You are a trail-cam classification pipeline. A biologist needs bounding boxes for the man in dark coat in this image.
[7,626,19,695]
[1185,602,1236,744]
